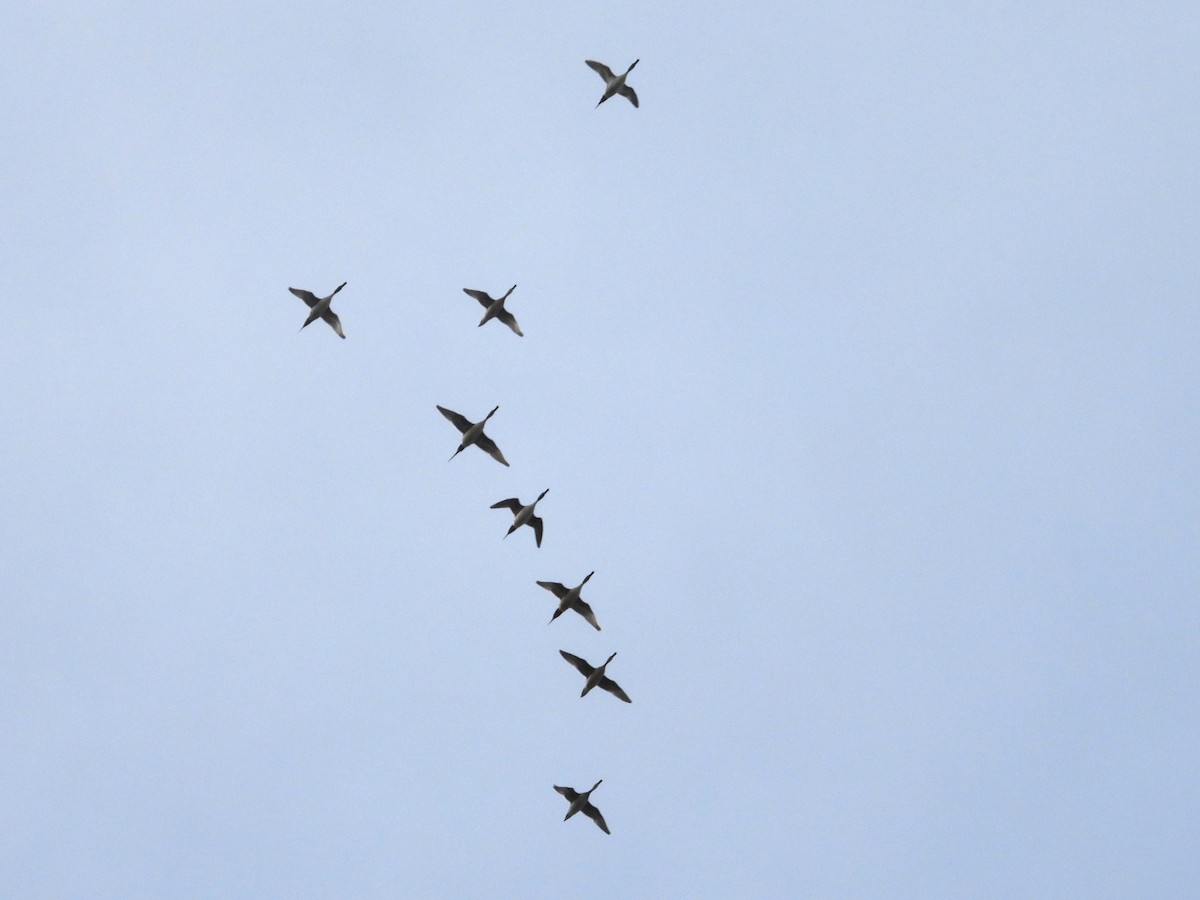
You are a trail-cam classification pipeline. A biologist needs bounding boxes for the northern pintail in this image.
[554,781,609,834]
[437,405,509,466]
[463,285,523,336]
[559,651,631,703]
[491,489,548,546]
[586,59,639,108]
[289,282,347,338]
[537,571,600,631]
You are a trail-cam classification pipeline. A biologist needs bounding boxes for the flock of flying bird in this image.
[286,58,642,836]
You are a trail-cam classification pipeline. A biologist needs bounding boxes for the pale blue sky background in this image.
[2,2,1198,897]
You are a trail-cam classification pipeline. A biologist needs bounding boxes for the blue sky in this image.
[2,2,1198,896]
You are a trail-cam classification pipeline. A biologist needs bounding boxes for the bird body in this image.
[559,650,631,702]
[538,571,600,630]
[554,781,609,834]
[289,282,347,338]
[464,285,523,336]
[438,405,509,466]
[586,59,639,107]
[491,489,549,546]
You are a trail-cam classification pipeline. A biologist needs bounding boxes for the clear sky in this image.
[2,2,1198,897]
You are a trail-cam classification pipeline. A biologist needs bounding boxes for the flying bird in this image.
[288,282,347,338]
[491,489,549,546]
[537,571,601,631]
[437,405,510,467]
[559,650,631,703]
[463,285,523,336]
[554,781,610,834]
[586,59,639,108]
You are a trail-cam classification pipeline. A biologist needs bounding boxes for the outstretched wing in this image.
[619,85,639,108]
[496,308,523,336]
[585,59,615,81]
[530,515,544,547]
[583,803,610,834]
[289,287,320,309]
[599,676,631,703]
[437,406,473,434]
[475,433,510,466]
[490,498,522,512]
[554,785,580,802]
[537,581,569,599]
[559,650,594,677]
[572,598,601,631]
[463,288,495,309]
[322,309,346,338]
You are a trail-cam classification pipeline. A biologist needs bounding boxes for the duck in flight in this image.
[437,405,509,466]
[289,282,347,338]
[491,489,548,546]
[586,59,639,108]
[537,571,601,631]
[559,650,631,703]
[463,285,523,336]
[554,781,610,834]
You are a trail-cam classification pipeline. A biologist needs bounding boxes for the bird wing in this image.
[572,598,601,631]
[437,406,473,434]
[585,60,615,81]
[463,288,495,309]
[474,433,510,466]
[495,308,523,336]
[537,581,569,598]
[490,498,522,512]
[619,85,639,108]
[321,308,346,338]
[289,287,320,309]
[530,515,544,547]
[599,676,631,703]
[554,785,580,802]
[559,650,595,677]
[583,803,610,834]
